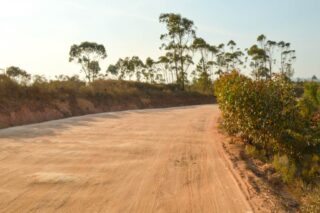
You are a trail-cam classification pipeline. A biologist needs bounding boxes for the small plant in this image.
[301,155,320,183]
[272,155,297,183]
[245,144,267,162]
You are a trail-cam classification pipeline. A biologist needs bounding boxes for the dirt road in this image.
[0,105,253,213]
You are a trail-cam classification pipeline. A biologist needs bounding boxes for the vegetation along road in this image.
[0,105,253,213]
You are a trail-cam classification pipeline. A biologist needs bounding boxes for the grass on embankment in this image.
[0,76,214,129]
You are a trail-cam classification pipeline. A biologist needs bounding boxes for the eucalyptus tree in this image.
[278,41,296,78]
[247,44,269,79]
[257,34,267,48]
[191,38,211,74]
[163,53,175,82]
[112,57,130,80]
[157,54,174,83]
[225,40,244,71]
[144,57,156,83]
[215,44,226,75]
[247,35,296,79]
[256,34,278,77]
[129,56,144,82]
[247,35,270,79]
[214,42,243,75]
[145,57,171,84]
[111,56,144,81]
[69,41,107,83]
[159,13,196,90]
[208,45,219,76]
[6,66,31,84]
[106,64,119,78]
[265,40,277,76]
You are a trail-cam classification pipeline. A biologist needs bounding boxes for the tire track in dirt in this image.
[0,105,253,213]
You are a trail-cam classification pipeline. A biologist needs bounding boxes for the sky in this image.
[0,0,319,79]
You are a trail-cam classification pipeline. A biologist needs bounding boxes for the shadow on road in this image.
[0,105,212,140]
[0,113,121,139]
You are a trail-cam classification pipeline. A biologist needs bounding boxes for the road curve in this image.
[0,105,252,213]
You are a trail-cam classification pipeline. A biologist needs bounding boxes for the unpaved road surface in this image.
[0,105,252,213]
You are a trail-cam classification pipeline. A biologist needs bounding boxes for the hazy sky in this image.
[0,0,319,79]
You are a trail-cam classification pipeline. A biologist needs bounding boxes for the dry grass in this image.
[0,77,214,128]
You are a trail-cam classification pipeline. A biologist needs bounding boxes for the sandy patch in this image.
[29,172,78,184]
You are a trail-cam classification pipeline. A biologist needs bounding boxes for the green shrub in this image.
[245,144,267,162]
[272,155,297,183]
[214,71,320,184]
[301,154,320,183]
[190,72,214,95]
[298,82,320,119]
[214,71,299,156]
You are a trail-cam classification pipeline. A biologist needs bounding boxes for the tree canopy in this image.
[69,41,107,83]
[66,13,299,91]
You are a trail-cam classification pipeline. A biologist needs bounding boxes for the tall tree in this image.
[128,56,144,81]
[256,34,278,77]
[191,37,219,80]
[247,44,269,79]
[278,41,296,78]
[159,13,196,90]
[214,42,243,75]
[106,64,119,78]
[265,40,277,76]
[247,35,296,79]
[215,44,226,75]
[192,38,211,74]
[110,56,144,81]
[112,57,131,80]
[6,66,31,84]
[157,54,174,83]
[225,40,244,71]
[111,58,127,80]
[69,41,107,83]
[144,57,156,83]
[247,35,270,79]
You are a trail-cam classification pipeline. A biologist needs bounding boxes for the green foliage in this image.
[247,35,296,80]
[0,74,20,100]
[272,155,297,183]
[245,144,267,162]
[106,64,118,76]
[299,82,320,119]
[159,13,196,90]
[6,66,31,84]
[299,96,318,119]
[301,154,320,182]
[191,71,213,95]
[214,71,299,154]
[214,71,320,184]
[110,56,145,81]
[297,82,320,159]
[69,41,107,82]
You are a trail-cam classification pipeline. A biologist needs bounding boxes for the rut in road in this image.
[0,105,252,213]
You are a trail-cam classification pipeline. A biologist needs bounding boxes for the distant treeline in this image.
[66,13,301,91]
[1,13,318,95]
